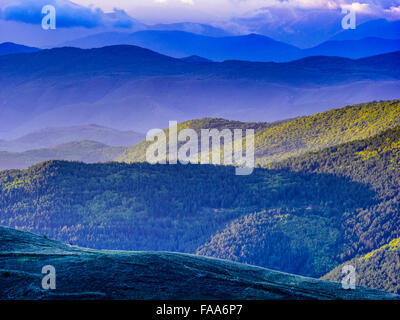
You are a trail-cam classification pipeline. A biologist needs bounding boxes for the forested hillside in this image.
[119,100,400,164]
[197,125,400,277]
[270,126,400,258]
[322,238,400,294]
[0,160,373,276]
[3,101,400,280]
[116,118,286,163]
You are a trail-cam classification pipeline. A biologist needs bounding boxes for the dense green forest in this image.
[270,126,400,260]
[2,100,400,284]
[322,238,400,294]
[0,159,373,276]
[196,125,400,279]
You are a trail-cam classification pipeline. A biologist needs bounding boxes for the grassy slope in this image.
[1,226,397,300]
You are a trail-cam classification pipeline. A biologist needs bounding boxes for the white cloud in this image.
[29,0,400,23]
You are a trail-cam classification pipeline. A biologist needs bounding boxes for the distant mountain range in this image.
[61,31,302,62]
[0,124,144,151]
[61,30,400,62]
[0,141,126,171]
[302,37,400,60]
[0,45,399,136]
[148,22,232,37]
[0,42,39,56]
[331,19,400,41]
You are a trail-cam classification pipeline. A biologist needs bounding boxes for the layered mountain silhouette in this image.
[331,19,400,41]
[62,31,303,62]
[303,37,400,59]
[61,30,400,61]
[0,46,399,136]
[0,42,39,56]
[0,124,144,152]
[0,141,126,170]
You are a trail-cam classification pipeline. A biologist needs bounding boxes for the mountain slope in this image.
[116,117,288,163]
[270,125,400,261]
[322,238,400,295]
[196,125,400,279]
[0,159,375,278]
[63,31,400,62]
[1,226,396,300]
[0,46,399,134]
[3,123,400,278]
[119,100,400,165]
[0,141,126,170]
[303,38,400,59]
[0,42,39,56]
[332,19,400,41]
[254,99,400,164]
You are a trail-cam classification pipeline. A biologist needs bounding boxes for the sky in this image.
[70,0,400,22]
[0,0,399,47]
[0,0,399,25]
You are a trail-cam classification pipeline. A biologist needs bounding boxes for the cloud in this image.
[0,0,139,28]
[1,0,398,30]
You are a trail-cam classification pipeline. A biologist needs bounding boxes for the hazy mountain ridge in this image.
[0,42,39,56]
[0,46,398,134]
[331,19,400,41]
[62,31,302,62]
[62,31,400,62]
[0,141,126,170]
[0,124,144,151]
